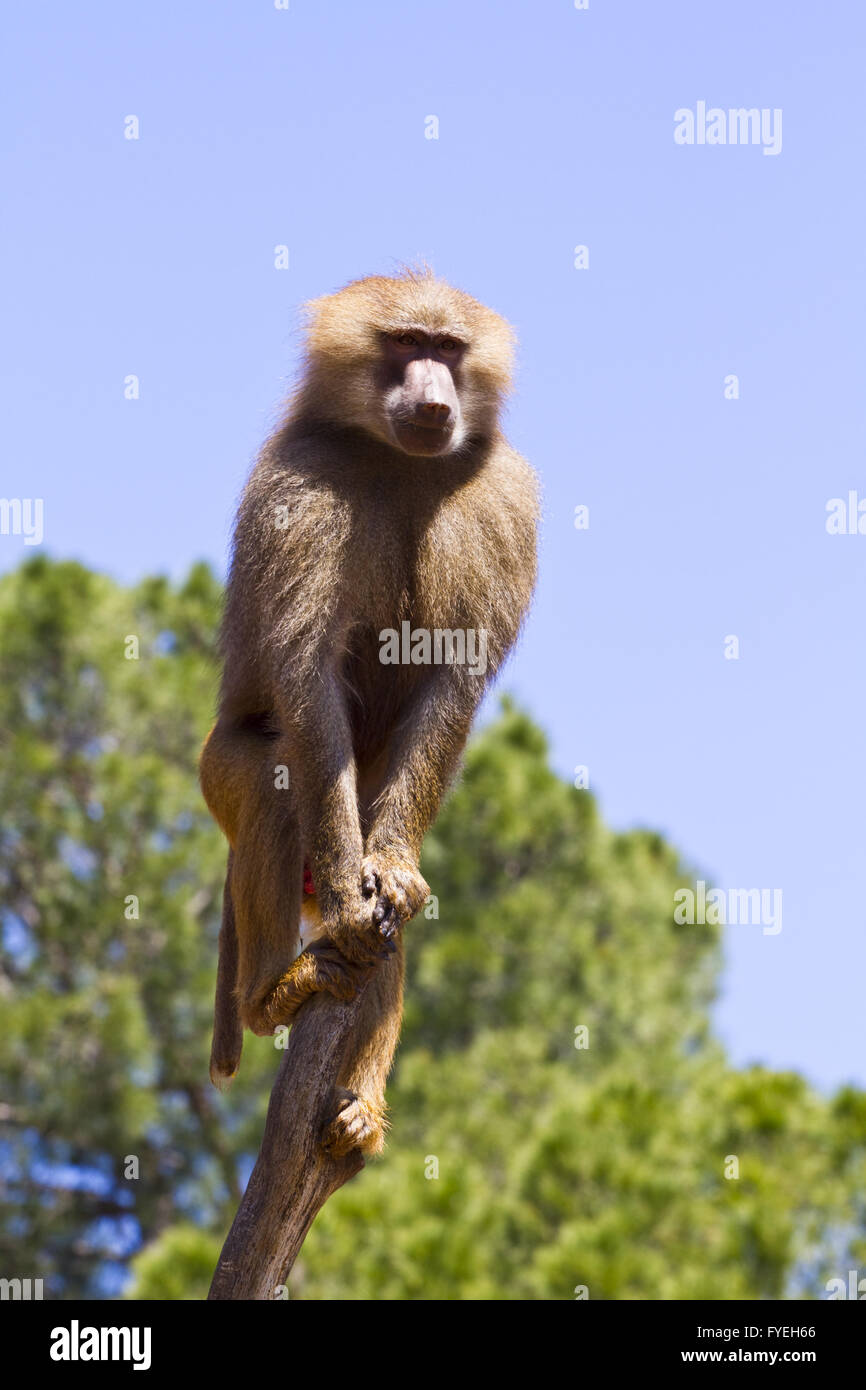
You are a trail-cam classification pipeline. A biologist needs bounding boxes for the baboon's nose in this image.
[416,400,453,425]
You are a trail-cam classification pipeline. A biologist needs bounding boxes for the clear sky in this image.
[2,1,864,1091]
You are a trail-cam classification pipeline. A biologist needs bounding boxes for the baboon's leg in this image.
[322,938,405,1157]
[200,721,357,1062]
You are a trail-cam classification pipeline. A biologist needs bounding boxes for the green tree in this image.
[0,557,863,1300]
[0,556,273,1297]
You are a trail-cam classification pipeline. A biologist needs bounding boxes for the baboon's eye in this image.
[439,337,460,352]
[396,332,418,346]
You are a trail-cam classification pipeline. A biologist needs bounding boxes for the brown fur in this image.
[200,268,538,1155]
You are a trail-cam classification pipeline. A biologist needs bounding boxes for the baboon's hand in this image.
[361,851,429,942]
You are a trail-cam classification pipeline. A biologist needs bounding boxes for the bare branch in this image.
[208,973,372,1300]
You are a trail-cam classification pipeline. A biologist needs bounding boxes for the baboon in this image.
[200,268,538,1156]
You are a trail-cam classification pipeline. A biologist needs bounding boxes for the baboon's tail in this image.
[209,850,244,1090]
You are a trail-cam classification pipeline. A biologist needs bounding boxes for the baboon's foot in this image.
[244,940,360,1036]
[322,1087,386,1157]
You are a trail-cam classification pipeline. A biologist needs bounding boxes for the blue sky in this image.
[2,1,864,1091]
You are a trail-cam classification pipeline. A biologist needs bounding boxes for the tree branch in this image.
[207,973,372,1300]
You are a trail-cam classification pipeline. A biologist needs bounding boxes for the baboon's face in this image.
[376,330,466,457]
[301,274,515,457]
